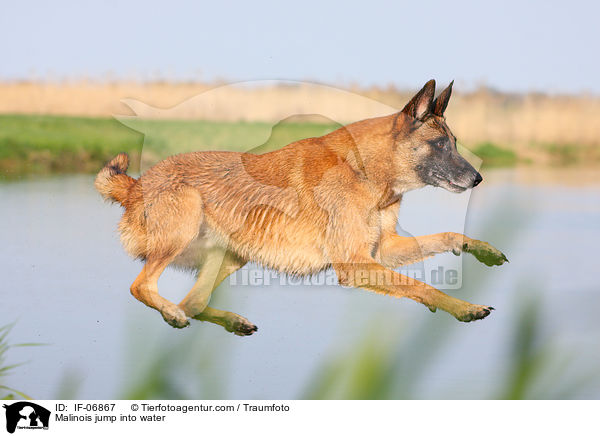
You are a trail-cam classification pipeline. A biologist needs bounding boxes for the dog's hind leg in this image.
[177,249,256,336]
[178,248,246,317]
[130,187,203,328]
[378,232,508,268]
[194,307,258,336]
[131,259,190,328]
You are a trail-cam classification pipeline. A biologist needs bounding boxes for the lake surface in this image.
[2,167,600,399]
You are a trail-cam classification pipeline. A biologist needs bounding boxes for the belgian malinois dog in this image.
[96,80,507,335]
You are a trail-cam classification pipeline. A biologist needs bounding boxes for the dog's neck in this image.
[327,113,418,201]
[376,184,403,209]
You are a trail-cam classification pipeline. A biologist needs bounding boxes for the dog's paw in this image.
[161,305,190,329]
[454,304,494,322]
[226,316,258,336]
[463,239,508,266]
[233,322,258,336]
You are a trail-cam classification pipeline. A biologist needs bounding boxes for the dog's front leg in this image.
[333,259,494,322]
[378,232,508,268]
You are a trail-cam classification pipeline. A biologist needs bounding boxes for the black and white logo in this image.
[2,402,50,433]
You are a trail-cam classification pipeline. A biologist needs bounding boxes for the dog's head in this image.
[393,80,482,193]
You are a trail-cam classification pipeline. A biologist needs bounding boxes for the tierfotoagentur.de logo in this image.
[2,402,50,434]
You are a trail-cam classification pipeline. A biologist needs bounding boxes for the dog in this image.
[95,80,507,335]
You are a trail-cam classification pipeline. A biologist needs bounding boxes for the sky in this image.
[1,0,598,93]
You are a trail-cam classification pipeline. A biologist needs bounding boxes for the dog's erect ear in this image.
[401,79,435,120]
[433,80,453,116]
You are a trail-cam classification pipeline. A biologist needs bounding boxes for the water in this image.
[2,168,600,399]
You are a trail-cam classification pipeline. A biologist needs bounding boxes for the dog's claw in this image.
[455,305,494,322]
[226,316,258,336]
[234,323,258,336]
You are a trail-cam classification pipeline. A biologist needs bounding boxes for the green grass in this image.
[0,114,340,179]
[0,115,143,177]
[472,142,519,167]
[0,323,44,400]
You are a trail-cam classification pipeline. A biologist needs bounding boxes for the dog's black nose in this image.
[472,173,483,187]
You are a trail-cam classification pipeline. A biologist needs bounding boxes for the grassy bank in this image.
[0,115,143,177]
[0,114,341,178]
[0,114,596,179]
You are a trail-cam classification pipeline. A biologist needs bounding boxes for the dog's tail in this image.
[94,153,137,205]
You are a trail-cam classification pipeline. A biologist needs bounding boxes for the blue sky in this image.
[1,0,598,93]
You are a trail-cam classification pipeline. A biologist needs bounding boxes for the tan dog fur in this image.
[95,80,507,335]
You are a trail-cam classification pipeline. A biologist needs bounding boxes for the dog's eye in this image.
[427,138,448,149]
